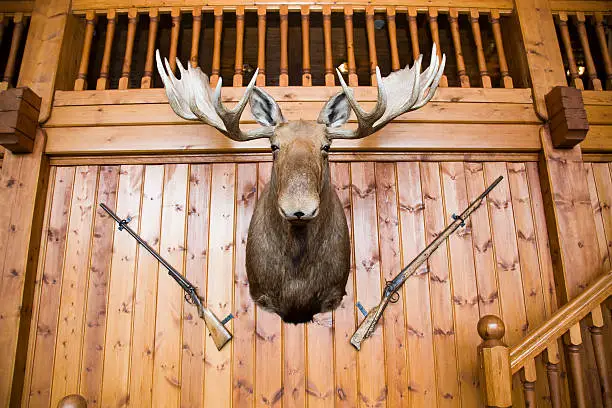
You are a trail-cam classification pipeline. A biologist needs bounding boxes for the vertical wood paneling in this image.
[440,162,481,408]
[28,166,76,408]
[350,162,387,407]
[204,163,235,407]
[420,162,460,406]
[24,158,565,408]
[396,162,437,407]
[483,163,528,344]
[375,162,409,407]
[101,165,143,407]
[181,164,211,407]
[152,164,188,408]
[464,163,501,317]
[233,163,257,407]
[50,166,98,408]
[79,166,120,407]
[330,162,358,408]
[128,165,164,408]
[21,167,56,408]
[254,162,283,408]
[507,162,552,406]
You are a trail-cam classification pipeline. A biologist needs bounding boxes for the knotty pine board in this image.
[23,160,570,407]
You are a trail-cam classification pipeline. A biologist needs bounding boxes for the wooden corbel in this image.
[544,86,589,148]
[0,87,41,153]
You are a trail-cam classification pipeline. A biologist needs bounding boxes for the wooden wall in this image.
[22,157,567,407]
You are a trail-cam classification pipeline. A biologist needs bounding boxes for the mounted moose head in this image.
[156,45,446,323]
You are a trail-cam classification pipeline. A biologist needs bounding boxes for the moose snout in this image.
[278,198,320,223]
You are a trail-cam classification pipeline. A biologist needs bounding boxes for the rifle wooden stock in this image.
[200,305,232,350]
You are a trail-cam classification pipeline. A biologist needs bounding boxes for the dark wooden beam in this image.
[545,86,589,148]
[0,87,41,153]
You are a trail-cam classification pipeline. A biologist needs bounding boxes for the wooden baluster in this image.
[141,8,159,88]
[557,12,584,89]
[589,305,612,407]
[96,9,116,90]
[301,5,311,86]
[566,323,588,408]
[323,5,334,86]
[233,6,245,86]
[279,5,289,86]
[119,8,138,90]
[490,10,513,88]
[448,8,470,87]
[256,6,266,86]
[428,8,447,87]
[469,9,491,88]
[2,13,25,89]
[477,316,512,408]
[594,13,612,90]
[210,7,223,86]
[386,7,400,71]
[0,14,4,50]
[521,359,537,407]
[169,8,181,73]
[408,7,420,61]
[74,11,96,91]
[365,6,378,85]
[576,12,603,91]
[545,342,563,408]
[344,6,358,86]
[191,8,202,68]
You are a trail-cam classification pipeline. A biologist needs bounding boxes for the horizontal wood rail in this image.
[509,270,612,373]
[478,270,612,407]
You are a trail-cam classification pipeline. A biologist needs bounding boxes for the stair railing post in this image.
[478,315,512,408]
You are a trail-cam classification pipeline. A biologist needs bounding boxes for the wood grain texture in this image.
[204,163,235,408]
[100,165,143,407]
[21,156,569,408]
[49,165,98,408]
[396,161,437,407]
[128,165,164,408]
[421,162,460,406]
[79,166,119,407]
[375,162,409,407]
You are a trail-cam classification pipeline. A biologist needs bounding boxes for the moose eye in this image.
[271,144,280,152]
[322,145,331,153]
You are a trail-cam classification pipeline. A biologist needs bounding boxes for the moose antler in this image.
[155,50,274,141]
[327,43,446,139]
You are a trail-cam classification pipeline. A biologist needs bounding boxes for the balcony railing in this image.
[70,5,529,91]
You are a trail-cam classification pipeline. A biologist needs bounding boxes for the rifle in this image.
[350,176,503,350]
[99,203,232,350]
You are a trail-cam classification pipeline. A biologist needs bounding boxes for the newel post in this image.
[478,315,513,408]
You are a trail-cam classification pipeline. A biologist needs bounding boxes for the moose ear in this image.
[317,92,351,128]
[249,87,286,127]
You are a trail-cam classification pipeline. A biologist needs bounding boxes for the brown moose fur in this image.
[246,120,351,323]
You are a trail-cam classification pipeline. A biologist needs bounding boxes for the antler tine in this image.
[156,49,274,142]
[329,43,445,140]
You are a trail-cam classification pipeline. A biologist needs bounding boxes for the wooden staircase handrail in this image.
[509,270,612,373]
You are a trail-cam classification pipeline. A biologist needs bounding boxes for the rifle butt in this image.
[202,308,233,350]
[350,305,380,350]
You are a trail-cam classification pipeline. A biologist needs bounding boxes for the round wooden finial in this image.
[57,394,87,408]
[477,315,505,341]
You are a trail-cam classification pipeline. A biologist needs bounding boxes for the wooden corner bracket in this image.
[0,87,41,153]
[545,86,589,148]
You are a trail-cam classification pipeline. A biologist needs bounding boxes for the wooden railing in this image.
[553,11,612,91]
[0,13,29,90]
[478,270,612,407]
[69,5,525,90]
